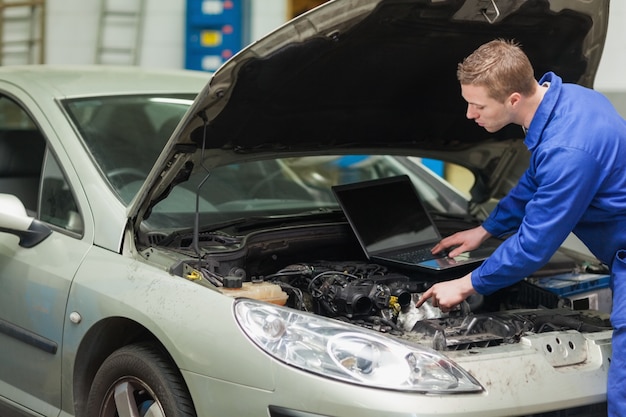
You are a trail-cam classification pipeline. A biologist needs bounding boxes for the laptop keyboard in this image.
[389,247,445,263]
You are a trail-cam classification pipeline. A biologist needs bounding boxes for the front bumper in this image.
[267,404,608,417]
[183,330,611,417]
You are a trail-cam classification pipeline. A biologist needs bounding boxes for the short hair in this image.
[457,39,537,102]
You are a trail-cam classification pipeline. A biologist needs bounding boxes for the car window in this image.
[40,151,83,234]
[0,95,83,235]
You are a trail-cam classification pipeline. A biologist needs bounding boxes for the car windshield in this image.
[64,96,472,232]
[142,154,472,231]
[64,94,196,191]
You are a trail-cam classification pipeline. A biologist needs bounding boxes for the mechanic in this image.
[416,39,626,415]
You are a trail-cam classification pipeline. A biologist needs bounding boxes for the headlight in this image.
[234,299,483,393]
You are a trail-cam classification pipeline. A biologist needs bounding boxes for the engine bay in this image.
[160,221,612,352]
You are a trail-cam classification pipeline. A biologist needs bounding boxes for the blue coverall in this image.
[470,72,626,415]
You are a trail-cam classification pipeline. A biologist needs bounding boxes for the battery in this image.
[530,273,612,313]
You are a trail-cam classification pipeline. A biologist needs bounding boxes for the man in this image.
[416,39,626,415]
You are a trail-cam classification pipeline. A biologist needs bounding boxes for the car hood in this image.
[129,0,608,227]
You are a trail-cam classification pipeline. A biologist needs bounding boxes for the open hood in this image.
[130,0,608,227]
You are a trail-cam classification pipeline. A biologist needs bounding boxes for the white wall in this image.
[248,0,287,42]
[44,0,286,69]
[36,0,626,90]
[45,0,188,68]
[595,1,626,91]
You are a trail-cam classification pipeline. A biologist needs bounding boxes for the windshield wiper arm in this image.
[230,208,345,232]
[157,228,242,249]
[200,208,344,233]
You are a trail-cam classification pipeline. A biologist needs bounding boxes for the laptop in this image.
[332,175,495,271]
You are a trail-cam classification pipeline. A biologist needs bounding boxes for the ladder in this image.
[95,0,146,65]
[0,0,46,65]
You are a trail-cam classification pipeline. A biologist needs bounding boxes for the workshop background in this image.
[2,0,625,97]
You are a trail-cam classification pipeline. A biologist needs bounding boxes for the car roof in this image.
[0,65,210,99]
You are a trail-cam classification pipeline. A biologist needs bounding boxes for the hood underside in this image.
[189,0,606,153]
[131,0,608,224]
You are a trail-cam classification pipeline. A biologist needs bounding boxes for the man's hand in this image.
[416,273,476,312]
[431,225,492,258]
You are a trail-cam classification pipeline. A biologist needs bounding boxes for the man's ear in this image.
[508,92,522,107]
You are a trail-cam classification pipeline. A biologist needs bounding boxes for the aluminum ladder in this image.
[95,0,146,65]
[0,0,46,65]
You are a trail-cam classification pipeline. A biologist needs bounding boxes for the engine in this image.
[266,261,419,321]
[259,260,611,351]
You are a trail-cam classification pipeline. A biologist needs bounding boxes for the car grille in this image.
[523,402,607,417]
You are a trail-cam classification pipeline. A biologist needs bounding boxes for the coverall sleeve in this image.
[471,145,603,295]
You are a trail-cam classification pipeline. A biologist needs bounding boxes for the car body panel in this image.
[0,232,89,416]
[60,243,277,412]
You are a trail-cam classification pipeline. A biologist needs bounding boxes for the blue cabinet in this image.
[185,0,244,72]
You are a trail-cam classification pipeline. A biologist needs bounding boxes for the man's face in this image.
[461,84,513,133]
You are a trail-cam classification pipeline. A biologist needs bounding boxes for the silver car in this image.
[0,0,613,416]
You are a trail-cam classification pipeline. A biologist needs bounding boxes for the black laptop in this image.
[332,175,494,271]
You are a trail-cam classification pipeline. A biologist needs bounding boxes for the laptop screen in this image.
[332,175,441,255]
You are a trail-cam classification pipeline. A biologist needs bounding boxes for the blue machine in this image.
[185,0,245,72]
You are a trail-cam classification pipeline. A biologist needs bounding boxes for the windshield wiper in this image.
[158,208,344,249]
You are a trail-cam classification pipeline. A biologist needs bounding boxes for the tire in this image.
[86,342,197,417]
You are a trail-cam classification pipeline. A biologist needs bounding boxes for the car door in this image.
[0,95,92,416]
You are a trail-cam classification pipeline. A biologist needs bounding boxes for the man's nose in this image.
[465,104,478,120]
[466,105,477,119]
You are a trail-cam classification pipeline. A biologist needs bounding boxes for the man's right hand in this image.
[431,225,492,258]
[415,273,476,312]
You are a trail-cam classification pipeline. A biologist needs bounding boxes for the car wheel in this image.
[86,342,196,417]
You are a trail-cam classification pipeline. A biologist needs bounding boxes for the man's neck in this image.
[519,84,549,130]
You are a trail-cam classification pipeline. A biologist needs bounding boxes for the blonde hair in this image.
[457,39,537,102]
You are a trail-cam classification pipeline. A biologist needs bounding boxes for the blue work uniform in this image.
[470,72,626,415]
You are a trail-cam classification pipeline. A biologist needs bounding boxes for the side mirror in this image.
[0,194,51,248]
